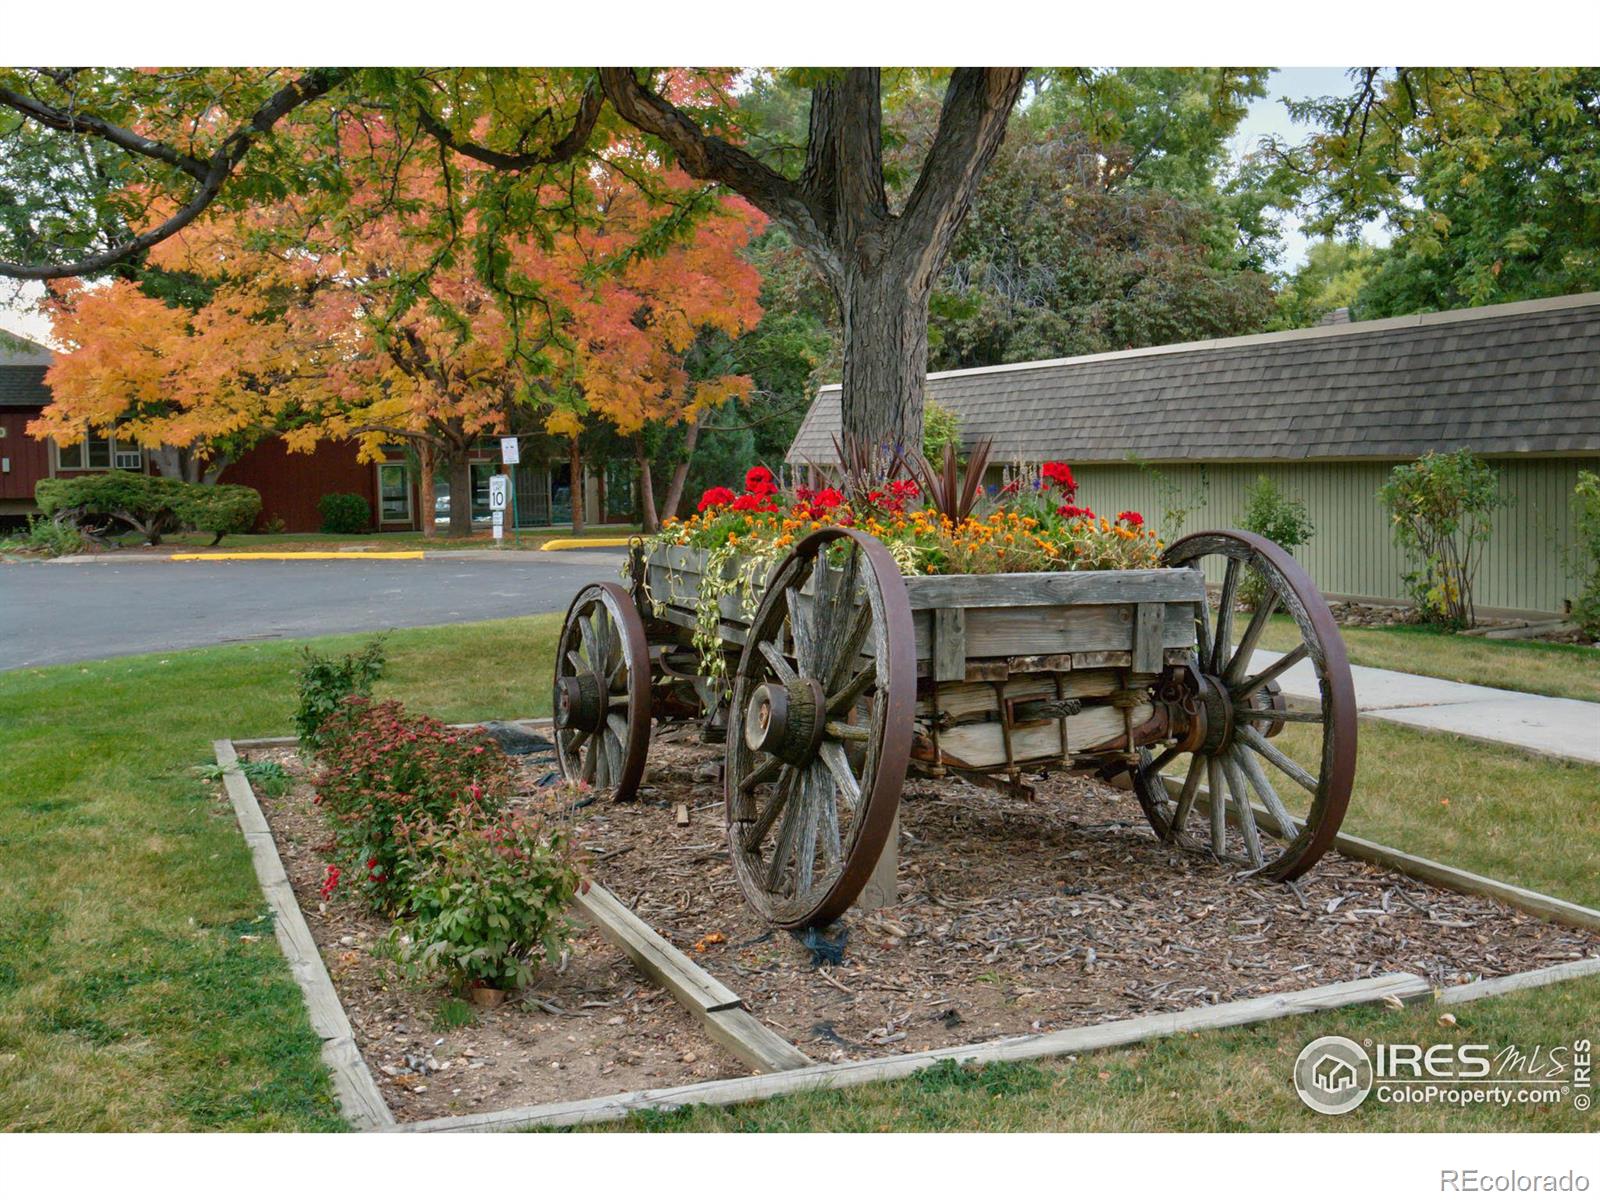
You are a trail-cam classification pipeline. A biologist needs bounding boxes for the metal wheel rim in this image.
[552,581,652,802]
[723,528,915,928]
[1132,529,1357,881]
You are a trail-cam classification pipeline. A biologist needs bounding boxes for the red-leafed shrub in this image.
[313,698,511,912]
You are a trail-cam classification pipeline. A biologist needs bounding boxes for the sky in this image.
[0,66,1380,348]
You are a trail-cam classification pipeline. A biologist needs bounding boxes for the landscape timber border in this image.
[216,722,1600,1134]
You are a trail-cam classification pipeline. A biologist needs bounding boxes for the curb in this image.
[538,537,635,551]
[170,551,425,561]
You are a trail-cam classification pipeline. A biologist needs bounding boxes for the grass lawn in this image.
[1260,615,1600,703]
[2,619,1595,1131]
[93,524,641,555]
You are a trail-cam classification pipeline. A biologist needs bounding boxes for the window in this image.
[378,464,412,524]
[57,436,140,472]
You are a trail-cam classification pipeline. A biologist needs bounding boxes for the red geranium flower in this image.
[731,492,778,513]
[744,465,776,495]
[1056,503,1095,519]
[1117,510,1144,527]
[318,864,341,901]
[811,486,843,511]
[888,478,920,500]
[1041,462,1077,497]
[697,486,736,512]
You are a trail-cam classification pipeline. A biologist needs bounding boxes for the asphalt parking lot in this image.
[0,551,627,671]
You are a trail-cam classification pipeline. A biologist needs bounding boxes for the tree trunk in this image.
[569,437,585,535]
[447,450,473,538]
[418,441,438,539]
[637,441,659,533]
[837,265,932,455]
[659,417,700,522]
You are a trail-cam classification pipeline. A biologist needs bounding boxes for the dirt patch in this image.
[546,729,1600,1064]
[244,747,744,1124]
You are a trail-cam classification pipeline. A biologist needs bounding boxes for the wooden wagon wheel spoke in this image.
[1234,741,1301,840]
[1130,530,1355,881]
[1237,644,1309,700]
[553,582,652,803]
[757,639,799,685]
[1221,751,1264,868]
[724,527,913,928]
[1212,557,1241,674]
[1225,586,1280,683]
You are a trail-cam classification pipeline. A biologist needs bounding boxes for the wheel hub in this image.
[554,673,605,733]
[744,678,825,765]
[1194,671,1235,756]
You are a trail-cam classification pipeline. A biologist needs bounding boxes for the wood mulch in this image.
[546,727,1600,1064]
[243,747,744,1125]
[241,723,1599,1122]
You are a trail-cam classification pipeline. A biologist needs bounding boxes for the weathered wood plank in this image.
[932,703,1151,765]
[703,1008,814,1074]
[1133,603,1165,675]
[1162,774,1600,932]
[573,882,740,1013]
[918,671,1124,722]
[933,608,966,683]
[1434,956,1600,1004]
[912,603,1192,661]
[391,971,1429,1133]
[213,739,394,1129]
[904,567,1205,610]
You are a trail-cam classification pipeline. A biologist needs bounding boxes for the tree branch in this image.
[0,67,355,280]
[413,76,603,171]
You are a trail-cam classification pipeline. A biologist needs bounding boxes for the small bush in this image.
[175,483,262,546]
[390,803,579,993]
[37,473,187,544]
[293,636,387,749]
[1379,450,1508,629]
[1571,470,1600,639]
[318,492,371,534]
[0,514,85,558]
[312,698,512,912]
[922,398,962,464]
[1239,476,1315,605]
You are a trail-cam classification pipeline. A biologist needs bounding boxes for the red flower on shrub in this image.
[319,864,341,900]
[732,492,778,513]
[697,486,735,512]
[1041,462,1077,496]
[1057,503,1096,519]
[1117,510,1144,527]
[744,465,776,495]
[889,478,920,501]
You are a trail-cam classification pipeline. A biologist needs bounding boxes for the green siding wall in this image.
[1017,457,1600,616]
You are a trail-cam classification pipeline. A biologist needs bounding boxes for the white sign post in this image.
[500,436,520,465]
[488,473,510,542]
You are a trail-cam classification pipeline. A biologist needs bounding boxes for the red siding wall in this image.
[0,406,51,502]
[219,438,403,533]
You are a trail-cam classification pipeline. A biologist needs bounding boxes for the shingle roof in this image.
[0,331,53,408]
[786,292,1600,465]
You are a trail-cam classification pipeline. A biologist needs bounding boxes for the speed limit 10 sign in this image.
[488,473,510,512]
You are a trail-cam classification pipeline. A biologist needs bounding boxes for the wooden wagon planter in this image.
[552,527,1357,929]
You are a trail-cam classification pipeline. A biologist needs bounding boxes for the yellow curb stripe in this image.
[170,551,425,561]
[539,537,634,551]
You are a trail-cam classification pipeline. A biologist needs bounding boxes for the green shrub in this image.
[922,398,962,464]
[0,515,85,558]
[1239,476,1315,606]
[390,803,578,993]
[1571,470,1600,639]
[175,483,262,546]
[293,636,388,749]
[317,492,371,534]
[1378,450,1508,629]
[36,473,187,544]
[311,698,511,913]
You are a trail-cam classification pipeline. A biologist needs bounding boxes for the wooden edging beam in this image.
[573,882,812,1075]
[212,739,395,1130]
[1162,774,1600,933]
[390,971,1431,1132]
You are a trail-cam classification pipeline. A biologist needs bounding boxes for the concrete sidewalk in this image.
[1251,649,1600,766]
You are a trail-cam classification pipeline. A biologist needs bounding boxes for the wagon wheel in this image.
[552,582,652,802]
[1130,530,1357,881]
[724,528,915,928]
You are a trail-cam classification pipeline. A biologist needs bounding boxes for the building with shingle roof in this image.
[786,293,1600,617]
